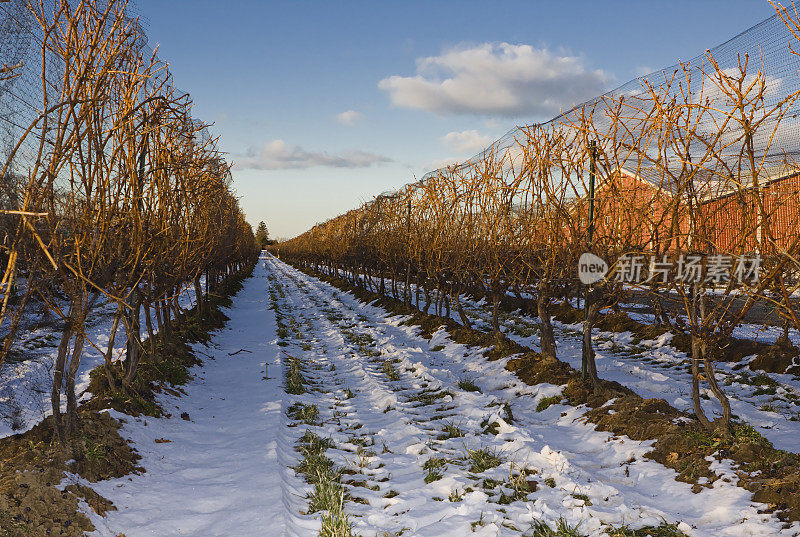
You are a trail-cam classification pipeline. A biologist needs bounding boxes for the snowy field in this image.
[0,282,202,438]
[344,272,800,454]
[67,255,799,536]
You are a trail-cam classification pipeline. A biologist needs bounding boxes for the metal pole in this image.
[587,140,597,245]
[405,196,411,305]
[582,140,597,380]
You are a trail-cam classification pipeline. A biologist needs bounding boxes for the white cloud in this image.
[484,118,505,129]
[442,129,495,155]
[336,109,363,126]
[235,139,391,170]
[379,42,612,118]
[423,157,462,172]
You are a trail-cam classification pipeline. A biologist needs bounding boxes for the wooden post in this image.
[582,140,597,380]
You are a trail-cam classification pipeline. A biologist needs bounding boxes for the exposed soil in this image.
[749,340,800,374]
[0,410,139,537]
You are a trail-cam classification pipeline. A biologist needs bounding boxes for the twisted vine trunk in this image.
[536,281,557,360]
[51,306,75,445]
[690,335,713,431]
[491,289,501,337]
[52,292,87,443]
[452,287,472,329]
[582,290,601,390]
[64,302,87,438]
[123,288,144,385]
[194,275,204,318]
[103,303,124,387]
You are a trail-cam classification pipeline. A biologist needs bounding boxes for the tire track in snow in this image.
[267,256,798,537]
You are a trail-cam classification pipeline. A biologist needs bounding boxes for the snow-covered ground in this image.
[83,263,285,536]
[0,280,202,438]
[450,297,800,454]
[74,255,799,536]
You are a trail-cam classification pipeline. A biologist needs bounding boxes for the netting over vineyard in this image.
[421,13,800,198]
[280,7,800,313]
[0,0,202,180]
[0,0,258,443]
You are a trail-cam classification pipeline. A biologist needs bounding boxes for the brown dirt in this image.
[0,410,140,537]
[63,484,115,516]
[506,353,573,386]
[749,341,800,374]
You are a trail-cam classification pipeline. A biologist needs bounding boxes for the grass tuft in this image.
[293,428,356,537]
[287,402,319,425]
[530,518,586,537]
[536,395,562,412]
[319,509,356,537]
[308,470,346,513]
[457,377,481,392]
[605,522,688,537]
[382,360,400,381]
[285,355,307,394]
[438,421,465,440]
[731,421,772,447]
[407,389,452,406]
[296,452,335,482]
[505,464,537,500]
[298,430,335,454]
[751,373,779,387]
[465,446,504,473]
[423,457,447,483]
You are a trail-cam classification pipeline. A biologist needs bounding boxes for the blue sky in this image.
[138,0,776,239]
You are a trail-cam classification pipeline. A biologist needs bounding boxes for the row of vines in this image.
[0,0,258,444]
[278,4,800,436]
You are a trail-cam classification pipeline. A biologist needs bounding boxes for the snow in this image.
[84,266,285,536]
[0,279,203,438]
[13,255,800,535]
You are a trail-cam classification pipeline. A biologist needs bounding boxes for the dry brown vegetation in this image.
[0,0,258,447]
[277,4,800,438]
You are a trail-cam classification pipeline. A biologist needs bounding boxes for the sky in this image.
[137,0,777,240]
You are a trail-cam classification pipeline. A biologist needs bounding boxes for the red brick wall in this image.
[572,171,800,257]
[700,174,800,254]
